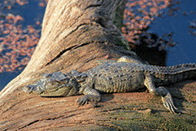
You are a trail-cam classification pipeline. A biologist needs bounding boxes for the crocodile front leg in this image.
[144,74,178,113]
[76,84,101,106]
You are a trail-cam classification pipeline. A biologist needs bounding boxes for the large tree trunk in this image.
[0,0,132,99]
[1,0,195,130]
[0,0,133,130]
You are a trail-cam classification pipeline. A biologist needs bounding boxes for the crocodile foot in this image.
[157,86,178,113]
[76,95,101,106]
[162,92,178,113]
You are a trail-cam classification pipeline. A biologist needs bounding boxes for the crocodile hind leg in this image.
[144,74,178,113]
[117,56,148,64]
[76,84,101,106]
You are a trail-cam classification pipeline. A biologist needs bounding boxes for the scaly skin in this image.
[23,56,196,113]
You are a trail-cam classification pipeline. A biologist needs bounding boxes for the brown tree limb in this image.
[0,1,196,130]
[0,0,134,99]
[0,0,141,130]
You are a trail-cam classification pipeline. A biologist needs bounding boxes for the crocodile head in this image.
[41,77,79,97]
[23,72,79,97]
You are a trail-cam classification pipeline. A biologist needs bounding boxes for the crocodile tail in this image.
[153,63,196,84]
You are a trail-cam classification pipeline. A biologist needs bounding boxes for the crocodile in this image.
[23,56,196,113]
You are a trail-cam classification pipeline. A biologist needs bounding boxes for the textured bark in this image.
[1,0,195,130]
[0,0,132,99]
[0,0,134,130]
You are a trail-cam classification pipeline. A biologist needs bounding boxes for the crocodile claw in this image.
[76,95,101,106]
[162,92,178,113]
[76,95,89,106]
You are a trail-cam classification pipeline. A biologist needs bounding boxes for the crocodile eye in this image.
[59,78,69,84]
[46,80,61,87]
